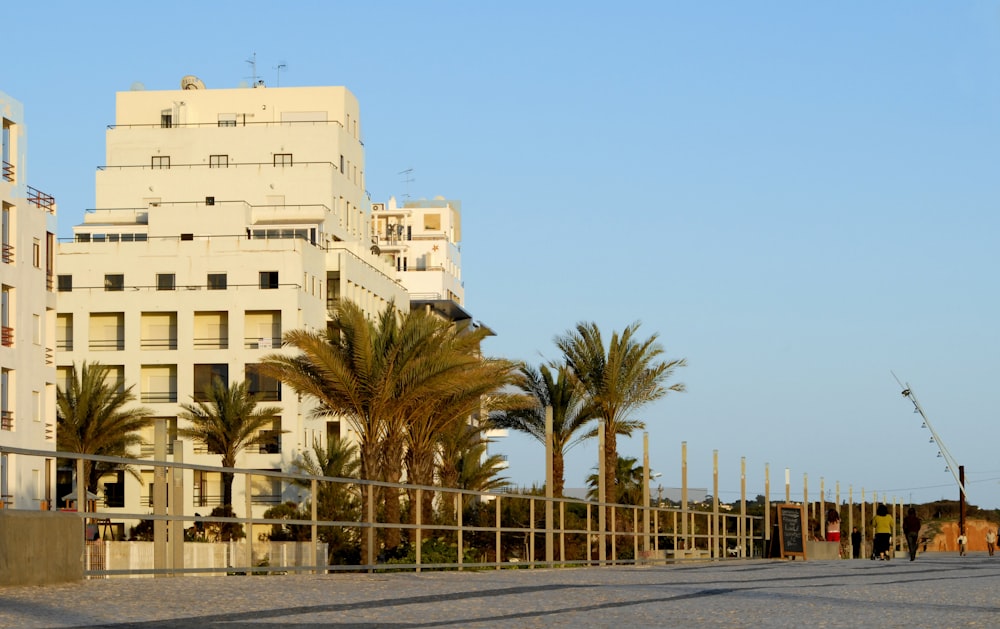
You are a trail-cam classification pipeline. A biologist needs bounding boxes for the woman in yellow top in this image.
[872,504,894,560]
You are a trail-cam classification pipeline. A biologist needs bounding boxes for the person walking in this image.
[986,529,996,557]
[851,527,862,559]
[902,507,921,561]
[958,531,968,557]
[872,504,893,560]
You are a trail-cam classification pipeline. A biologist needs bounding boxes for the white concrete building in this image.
[55,77,408,527]
[0,90,58,509]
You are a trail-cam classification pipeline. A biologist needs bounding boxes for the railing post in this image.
[740,456,746,558]
[681,441,688,553]
[153,418,166,576]
[611,504,617,563]
[310,478,318,574]
[545,406,553,566]
[245,473,253,572]
[456,492,463,570]
[586,503,592,566]
[495,494,501,570]
[415,487,422,573]
[559,501,565,565]
[366,482,375,573]
[171,442,184,575]
[529,497,535,567]
[712,450,719,559]
[632,507,639,562]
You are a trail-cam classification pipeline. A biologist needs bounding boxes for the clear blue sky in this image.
[6,2,1000,508]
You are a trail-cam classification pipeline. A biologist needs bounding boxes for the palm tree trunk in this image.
[605,425,618,532]
[553,451,566,498]
[222,471,234,508]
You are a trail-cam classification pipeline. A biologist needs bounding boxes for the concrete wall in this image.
[0,511,82,585]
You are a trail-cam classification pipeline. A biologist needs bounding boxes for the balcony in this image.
[1,243,11,264]
[1,160,12,182]
[140,337,178,350]
[1,326,12,347]
[27,186,56,214]
[193,337,227,350]
[244,337,281,350]
[1,410,12,430]
[140,391,178,404]
[89,338,125,351]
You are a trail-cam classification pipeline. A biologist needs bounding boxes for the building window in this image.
[32,239,40,268]
[207,273,227,290]
[57,275,72,292]
[156,273,175,291]
[151,156,170,169]
[273,153,293,167]
[259,271,278,289]
[246,365,281,401]
[218,114,237,127]
[160,113,172,129]
[209,154,229,168]
[340,155,344,173]
[104,274,124,291]
[193,364,228,402]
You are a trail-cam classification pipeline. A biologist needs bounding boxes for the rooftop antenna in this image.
[274,62,287,87]
[245,52,258,85]
[398,168,415,200]
[892,371,967,500]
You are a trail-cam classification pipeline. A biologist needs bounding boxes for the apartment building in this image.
[372,196,469,322]
[0,90,58,509]
[55,76,408,523]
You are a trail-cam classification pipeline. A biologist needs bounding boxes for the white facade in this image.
[0,90,58,509]
[55,77,408,523]
[372,196,466,318]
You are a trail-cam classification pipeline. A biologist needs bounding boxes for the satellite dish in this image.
[370,245,381,255]
[181,75,206,90]
[130,82,146,91]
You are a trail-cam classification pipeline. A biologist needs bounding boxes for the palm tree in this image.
[177,378,282,508]
[57,361,154,493]
[291,437,361,563]
[554,321,685,520]
[488,362,598,497]
[438,420,509,522]
[259,299,515,553]
[585,455,645,505]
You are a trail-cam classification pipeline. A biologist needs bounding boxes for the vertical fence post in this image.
[740,457,746,558]
[153,418,166,577]
[764,463,770,557]
[559,501,565,565]
[598,422,606,565]
[712,450,719,559]
[611,505,617,563]
[310,478,318,574]
[415,487,422,572]
[586,503,592,566]
[529,497,535,567]
[456,492,463,570]
[366,483,375,573]
[642,433,650,559]
[633,508,639,562]
[681,442,688,554]
[244,473,253,572]
[495,494,501,569]
[171,443,184,575]
[545,406,553,566]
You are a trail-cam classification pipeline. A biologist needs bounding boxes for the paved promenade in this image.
[1,554,997,628]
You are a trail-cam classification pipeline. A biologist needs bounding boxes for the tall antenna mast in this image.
[398,168,415,200]
[245,52,258,85]
[274,62,287,87]
[892,372,967,499]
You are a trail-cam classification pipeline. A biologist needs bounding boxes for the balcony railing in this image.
[45,347,54,365]
[140,337,178,350]
[1,326,12,347]
[1,410,12,430]
[193,337,228,350]
[26,186,56,214]
[1,243,12,264]
[89,338,125,351]
[56,340,73,351]
[140,391,178,404]
[1,160,12,182]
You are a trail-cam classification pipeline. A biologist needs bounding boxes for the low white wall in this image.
[101,541,328,577]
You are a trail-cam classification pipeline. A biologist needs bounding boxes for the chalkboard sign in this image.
[777,504,806,559]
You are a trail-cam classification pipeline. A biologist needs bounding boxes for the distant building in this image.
[55,76,408,522]
[0,90,58,509]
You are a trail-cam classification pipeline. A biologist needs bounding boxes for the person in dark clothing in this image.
[903,508,921,561]
[851,527,862,559]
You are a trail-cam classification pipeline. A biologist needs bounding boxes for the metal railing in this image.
[0,411,12,430]
[0,445,765,579]
[1,160,12,182]
[1,326,12,347]
[2,243,12,264]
